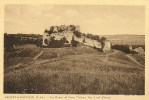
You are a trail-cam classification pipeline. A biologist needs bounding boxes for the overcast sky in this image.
[4,5,145,35]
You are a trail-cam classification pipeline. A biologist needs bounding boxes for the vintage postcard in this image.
[0,0,149,100]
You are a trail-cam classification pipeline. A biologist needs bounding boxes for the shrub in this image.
[111,44,145,53]
[48,37,66,48]
[74,31,82,38]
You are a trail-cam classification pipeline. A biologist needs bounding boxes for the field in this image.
[4,35,145,94]
[103,35,145,45]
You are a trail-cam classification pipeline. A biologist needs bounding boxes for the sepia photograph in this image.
[4,4,145,95]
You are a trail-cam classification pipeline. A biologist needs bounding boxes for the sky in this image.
[4,5,145,35]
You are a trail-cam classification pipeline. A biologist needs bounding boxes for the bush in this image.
[74,31,82,38]
[71,36,79,47]
[100,37,107,42]
[48,37,66,48]
[112,45,130,53]
[111,44,145,53]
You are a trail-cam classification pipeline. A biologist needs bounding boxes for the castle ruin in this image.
[42,25,111,51]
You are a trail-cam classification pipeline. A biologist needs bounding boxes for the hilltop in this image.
[4,43,144,94]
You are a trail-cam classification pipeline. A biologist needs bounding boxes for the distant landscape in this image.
[103,35,145,45]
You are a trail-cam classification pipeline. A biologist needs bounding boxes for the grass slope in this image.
[4,45,145,94]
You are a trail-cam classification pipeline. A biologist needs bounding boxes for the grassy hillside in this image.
[4,44,145,94]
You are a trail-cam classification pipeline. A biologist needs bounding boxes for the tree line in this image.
[4,33,42,52]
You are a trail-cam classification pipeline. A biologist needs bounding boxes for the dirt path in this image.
[34,51,44,59]
[126,54,144,67]
[5,51,44,73]
[5,50,119,72]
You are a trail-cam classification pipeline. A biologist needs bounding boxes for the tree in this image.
[83,38,85,43]
[71,36,78,47]
[44,29,48,33]
[74,31,82,38]
[100,37,107,42]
